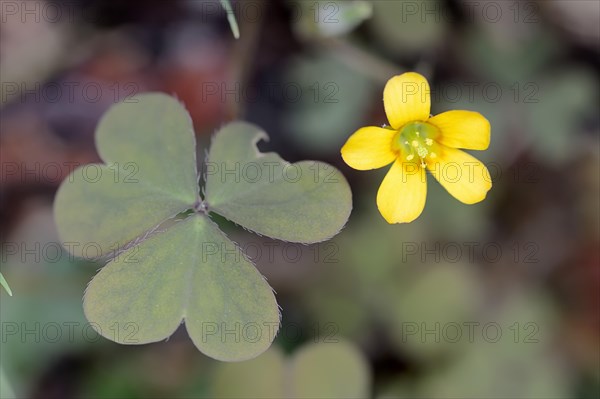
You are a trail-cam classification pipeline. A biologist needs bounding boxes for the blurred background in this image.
[1,0,599,398]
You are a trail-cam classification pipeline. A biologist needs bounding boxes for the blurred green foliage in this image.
[212,341,370,398]
[0,273,12,296]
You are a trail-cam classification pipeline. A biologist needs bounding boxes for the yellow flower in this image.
[341,72,492,224]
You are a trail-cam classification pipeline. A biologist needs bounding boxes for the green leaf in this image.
[212,347,286,398]
[220,0,240,39]
[54,93,199,259]
[289,341,371,398]
[84,214,279,361]
[0,272,12,296]
[204,122,352,243]
[211,341,371,398]
[0,366,16,398]
[54,93,349,361]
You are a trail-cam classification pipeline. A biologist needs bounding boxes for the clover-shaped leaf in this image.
[54,93,352,361]
[205,121,352,243]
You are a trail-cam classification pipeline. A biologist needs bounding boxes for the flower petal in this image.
[341,126,396,170]
[427,146,492,204]
[377,160,427,223]
[383,72,431,130]
[428,110,491,150]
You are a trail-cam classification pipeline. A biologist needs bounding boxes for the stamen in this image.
[425,138,433,146]
[430,152,437,159]
[412,140,419,147]
[417,147,428,158]
[406,154,414,161]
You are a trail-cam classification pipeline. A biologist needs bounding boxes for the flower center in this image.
[391,122,440,168]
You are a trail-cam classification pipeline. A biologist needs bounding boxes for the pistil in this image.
[392,121,441,168]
